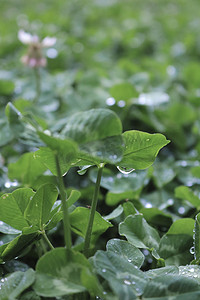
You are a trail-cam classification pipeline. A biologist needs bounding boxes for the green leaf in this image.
[146,266,179,279]
[104,205,123,220]
[119,214,160,250]
[34,147,71,176]
[179,265,200,283]
[0,269,35,299]
[67,190,81,207]
[159,218,195,266]
[1,231,39,261]
[0,119,14,147]
[8,152,47,186]
[139,208,172,228]
[194,213,200,262]
[110,82,137,102]
[34,248,99,297]
[175,186,200,208]
[123,202,138,217]
[61,108,122,144]
[118,130,170,170]
[5,102,26,136]
[142,275,200,299]
[0,188,35,230]
[92,250,147,298]
[79,134,124,165]
[24,184,58,228]
[37,131,78,169]
[70,207,112,243]
[0,221,21,235]
[106,239,144,268]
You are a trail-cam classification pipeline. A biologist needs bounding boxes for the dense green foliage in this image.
[1,0,200,299]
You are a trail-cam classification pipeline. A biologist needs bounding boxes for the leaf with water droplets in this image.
[0,269,35,299]
[118,130,170,170]
[92,249,147,298]
[143,274,200,299]
[159,218,195,266]
[179,265,200,283]
[194,212,200,262]
[106,239,144,268]
[119,214,160,250]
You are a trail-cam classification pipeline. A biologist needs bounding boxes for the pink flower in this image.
[18,30,56,68]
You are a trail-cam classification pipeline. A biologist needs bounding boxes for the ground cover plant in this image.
[1,0,200,299]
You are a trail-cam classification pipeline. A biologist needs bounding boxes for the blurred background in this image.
[1,0,200,220]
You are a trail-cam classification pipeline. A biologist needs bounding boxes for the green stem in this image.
[84,165,104,257]
[55,153,72,250]
[39,239,47,254]
[42,232,54,250]
[34,67,41,103]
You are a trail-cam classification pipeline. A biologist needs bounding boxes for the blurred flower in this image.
[18,29,56,68]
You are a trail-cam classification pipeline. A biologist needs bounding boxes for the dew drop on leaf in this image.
[106,97,116,106]
[102,268,106,273]
[117,166,135,174]
[124,279,131,285]
[190,246,195,255]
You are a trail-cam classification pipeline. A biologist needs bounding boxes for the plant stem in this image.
[84,165,104,257]
[39,239,47,254]
[55,153,72,250]
[34,67,41,103]
[42,232,54,250]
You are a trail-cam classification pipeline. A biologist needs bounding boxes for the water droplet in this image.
[194,274,198,278]
[190,246,195,255]
[117,166,135,174]
[167,199,174,206]
[106,97,116,106]
[189,268,195,272]
[143,249,149,256]
[146,138,150,142]
[145,202,152,208]
[117,100,126,107]
[109,154,117,160]
[180,160,188,167]
[124,279,131,285]
[128,258,132,262]
[102,268,106,273]
[131,281,135,285]
[46,48,58,59]
[178,207,185,215]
